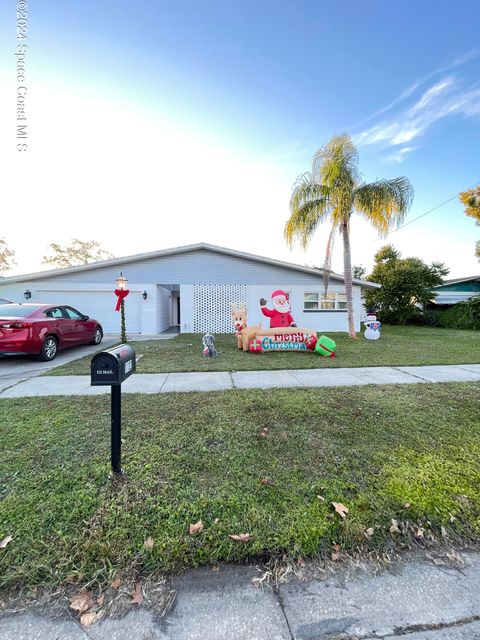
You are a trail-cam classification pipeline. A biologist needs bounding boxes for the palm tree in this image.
[285,133,413,337]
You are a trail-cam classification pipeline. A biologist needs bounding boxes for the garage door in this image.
[35,290,142,333]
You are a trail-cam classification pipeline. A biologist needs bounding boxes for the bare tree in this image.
[43,239,113,268]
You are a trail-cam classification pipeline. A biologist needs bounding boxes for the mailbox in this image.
[91,344,136,386]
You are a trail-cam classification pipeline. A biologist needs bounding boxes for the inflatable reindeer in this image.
[230,303,250,350]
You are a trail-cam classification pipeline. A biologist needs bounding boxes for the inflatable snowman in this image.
[363,313,381,340]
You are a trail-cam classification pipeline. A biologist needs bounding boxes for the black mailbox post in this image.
[91,344,136,475]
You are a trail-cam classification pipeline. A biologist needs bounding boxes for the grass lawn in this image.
[47,325,480,376]
[0,382,479,590]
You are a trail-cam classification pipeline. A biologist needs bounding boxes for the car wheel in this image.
[37,335,58,361]
[90,327,103,345]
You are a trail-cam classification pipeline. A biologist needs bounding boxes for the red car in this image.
[0,303,103,361]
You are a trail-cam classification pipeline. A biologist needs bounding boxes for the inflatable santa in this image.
[260,290,297,328]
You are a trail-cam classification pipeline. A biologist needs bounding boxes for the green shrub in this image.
[440,296,480,330]
[415,296,480,330]
[411,309,442,327]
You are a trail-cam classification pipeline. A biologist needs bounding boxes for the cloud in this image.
[354,48,480,128]
[384,146,418,163]
[354,71,480,161]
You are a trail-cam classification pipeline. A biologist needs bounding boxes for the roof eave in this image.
[0,242,380,288]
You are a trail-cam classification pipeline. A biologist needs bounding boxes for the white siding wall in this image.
[246,284,361,333]
[0,281,158,334]
[180,283,362,334]
[157,286,171,332]
[180,285,194,332]
[12,250,353,286]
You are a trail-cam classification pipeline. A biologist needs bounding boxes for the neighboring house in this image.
[0,243,379,334]
[431,276,480,306]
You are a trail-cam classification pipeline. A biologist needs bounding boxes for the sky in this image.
[0,0,479,278]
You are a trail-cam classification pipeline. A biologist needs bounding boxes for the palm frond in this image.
[285,174,331,249]
[312,133,359,196]
[353,177,414,235]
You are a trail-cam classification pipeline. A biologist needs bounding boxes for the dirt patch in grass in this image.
[0,383,479,593]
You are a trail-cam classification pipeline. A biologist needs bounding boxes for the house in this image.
[431,276,480,306]
[0,243,379,334]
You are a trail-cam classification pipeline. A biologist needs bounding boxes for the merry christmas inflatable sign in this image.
[230,291,336,356]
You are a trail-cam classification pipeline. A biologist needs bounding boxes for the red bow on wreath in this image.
[114,289,130,311]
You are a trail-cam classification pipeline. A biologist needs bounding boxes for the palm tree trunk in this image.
[342,219,356,338]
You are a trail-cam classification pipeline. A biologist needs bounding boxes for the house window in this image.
[304,293,319,310]
[337,293,347,309]
[321,293,336,310]
[303,291,348,311]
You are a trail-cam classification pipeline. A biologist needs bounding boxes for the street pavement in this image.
[0,363,479,398]
[1,552,479,639]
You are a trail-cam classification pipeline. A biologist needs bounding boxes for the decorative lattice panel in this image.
[193,284,247,333]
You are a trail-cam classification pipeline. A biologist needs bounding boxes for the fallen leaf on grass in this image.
[260,478,272,486]
[189,521,204,535]
[130,582,144,605]
[390,519,401,534]
[80,612,98,628]
[144,537,154,550]
[317,495,325,501]
[69,591,94,613]
[0,536,12,549]
[64,573,84,585]
[229,533,251,543]
[402,502,411,509]
[331,551,340,561]
[441,526,448,538]
[446,550,463,563]
[111,576,122,589]
[364,527,375,539]
[415,527,425,538]
[332,502,349,519]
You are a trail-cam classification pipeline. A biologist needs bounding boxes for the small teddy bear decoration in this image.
[202,333,218,357]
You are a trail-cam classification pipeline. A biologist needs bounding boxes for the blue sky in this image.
[1,0,479,276]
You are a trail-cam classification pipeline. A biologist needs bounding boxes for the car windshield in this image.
[0,304,42,317]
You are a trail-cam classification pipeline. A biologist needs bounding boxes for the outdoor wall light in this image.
[24,289,31,300]
[142,291,148,300]
[115,272,128,291]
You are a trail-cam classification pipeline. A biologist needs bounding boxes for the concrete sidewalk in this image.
[1,552,479,639]
[0,363,479,397]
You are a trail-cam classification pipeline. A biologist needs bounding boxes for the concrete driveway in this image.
[0,337,117,388]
